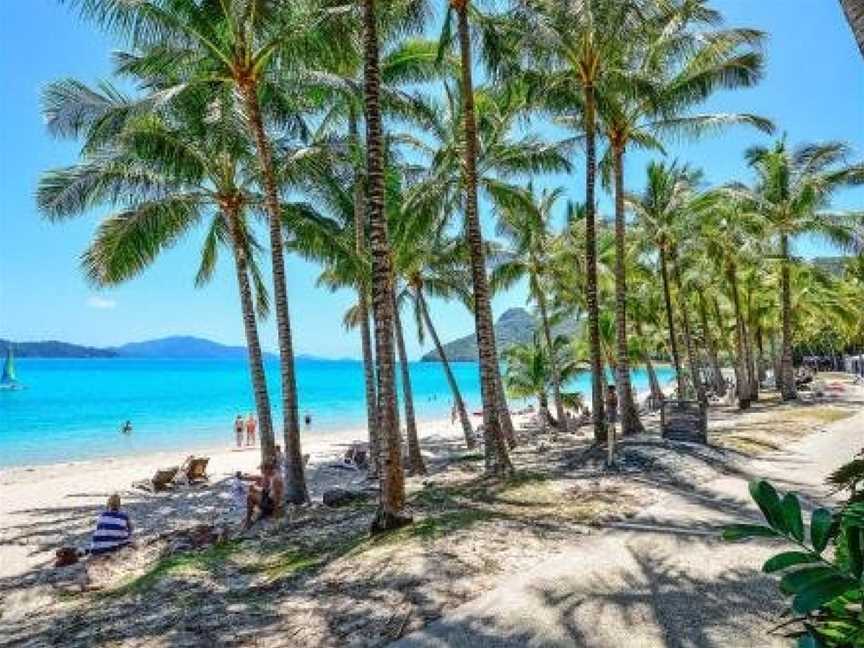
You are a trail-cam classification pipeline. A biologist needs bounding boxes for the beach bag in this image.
[55,546,79,567]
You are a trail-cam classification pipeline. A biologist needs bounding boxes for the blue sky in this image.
[0,1,862,359]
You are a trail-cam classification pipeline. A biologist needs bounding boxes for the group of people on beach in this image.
[234,413,257,447]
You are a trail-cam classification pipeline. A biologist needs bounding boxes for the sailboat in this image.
[0,346,24,390]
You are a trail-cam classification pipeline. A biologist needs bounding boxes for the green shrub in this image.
[724,479,864,647]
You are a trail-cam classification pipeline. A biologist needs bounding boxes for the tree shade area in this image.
[10,0,864,645]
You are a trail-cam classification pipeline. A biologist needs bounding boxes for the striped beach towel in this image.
[90,510,131,554]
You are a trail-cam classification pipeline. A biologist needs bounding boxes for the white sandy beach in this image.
[0,412,530,582]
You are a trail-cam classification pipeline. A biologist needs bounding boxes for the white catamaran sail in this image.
[0,346,23,390]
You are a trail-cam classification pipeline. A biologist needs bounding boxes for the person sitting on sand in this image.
[245,412,257,446]
[89,494,133,555]
[234,414,244,448]
[244,461,283,529]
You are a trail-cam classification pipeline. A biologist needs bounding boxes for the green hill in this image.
[421,307,579,362]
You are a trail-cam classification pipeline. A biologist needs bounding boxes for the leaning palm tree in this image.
[733,139,864,400]
[61,0,359,503]
[491,184,569,433]
[37,82,279,464]
[841,0,864,58]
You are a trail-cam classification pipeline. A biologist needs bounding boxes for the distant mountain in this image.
[421,307,579,362]
[112,336,277,359]
[0,339,117,358]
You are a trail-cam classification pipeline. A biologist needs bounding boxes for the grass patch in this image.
[102,541,242,598]
[452,452,484,463]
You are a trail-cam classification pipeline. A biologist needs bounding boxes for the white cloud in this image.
[86,296,117,310]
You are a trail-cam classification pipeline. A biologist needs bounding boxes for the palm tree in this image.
[62,0,358,503]
[734,139,864,400]
[592,2,769,432]
[627,161,700,399]
[491,184,569,433]
[841,0,864,58]
[361,0,411,532]
[394,219,477,448]
[509,0,663,444]
[37,81,279,464]
[503,334,577,432]
[438,0,514,474]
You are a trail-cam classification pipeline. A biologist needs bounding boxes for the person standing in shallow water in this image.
[234,415,244,448]
[245,412,257,447]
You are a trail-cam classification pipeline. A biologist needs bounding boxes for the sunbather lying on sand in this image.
[243,461,283,529]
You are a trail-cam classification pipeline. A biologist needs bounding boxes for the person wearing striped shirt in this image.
[90,493,133,555]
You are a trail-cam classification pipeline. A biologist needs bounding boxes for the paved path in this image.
[393,410,864,648]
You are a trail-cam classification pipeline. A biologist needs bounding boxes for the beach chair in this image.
[343,442,368,469]
[133,466,179,492]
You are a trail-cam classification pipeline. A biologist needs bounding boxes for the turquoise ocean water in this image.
[0,358,674,467]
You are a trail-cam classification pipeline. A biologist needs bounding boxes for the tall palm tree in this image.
[591,1,769,432]
[735,139,864,400]
[361,0,411,531]
[438,0,514,473]
[491,184,569,432]
[510,0,660,443]
[62,0,357,503]
[37,81,279,463]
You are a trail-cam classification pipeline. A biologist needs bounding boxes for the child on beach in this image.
[245,412,257,446]
[230,471,246,513]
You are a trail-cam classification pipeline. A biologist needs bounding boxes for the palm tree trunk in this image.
[671,251,707,405]
[454,1,512,474]
[611,144,643,435]
[727,262,750,409]
[698,293,725,395]
[744,288,759,402]
[779,234,797,400]
[237,78,307,504]
[584,83,607,444]
[416,289,475,447]
[495,367,517,447]
[393,291,426,475]
[840,0,864,58]
[659,246,686,399]
[536,288,567,433]
[538,389,551,432]
[225,207,275,468]
[756,325,767,383]
[635,320,664,406]
[349,109,380,478]
[362,0,410,533]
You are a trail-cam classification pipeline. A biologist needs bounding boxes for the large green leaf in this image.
[750,480,786,533]
[792,576,858,614]
[810,509,834,554]
[782,492,804,542]
[722,524,779,541]
[762,551,820,574]
[779,567,836,595]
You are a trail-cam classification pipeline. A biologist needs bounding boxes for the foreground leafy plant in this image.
[724,479,864,647]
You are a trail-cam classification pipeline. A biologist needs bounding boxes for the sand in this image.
[0,413,497,582]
